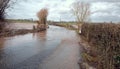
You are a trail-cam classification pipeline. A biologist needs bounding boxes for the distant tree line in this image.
[7,19,36,23]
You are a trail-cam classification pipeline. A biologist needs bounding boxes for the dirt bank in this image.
[0,29,46,37]
[0,23,46,37]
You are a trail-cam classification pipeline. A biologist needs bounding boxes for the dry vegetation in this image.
[80,23,120,69]
[37,8,48,29]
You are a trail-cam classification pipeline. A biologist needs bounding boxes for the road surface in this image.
[0,25,80,69]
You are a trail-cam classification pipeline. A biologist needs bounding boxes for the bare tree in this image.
[0,0,10,31]
[37,8,48,29]
[0,0,16,31]
[71,1,91,30]
[0,0,11,21]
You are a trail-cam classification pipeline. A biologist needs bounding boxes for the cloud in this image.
[77,0,120,3]
[91,2,120,22]
[6,0,120,22]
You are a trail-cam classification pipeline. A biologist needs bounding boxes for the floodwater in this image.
[0,23,80,69]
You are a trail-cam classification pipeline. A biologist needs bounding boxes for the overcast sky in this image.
[6,0,120,22]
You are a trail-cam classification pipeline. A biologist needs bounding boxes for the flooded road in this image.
[0,25,80,69]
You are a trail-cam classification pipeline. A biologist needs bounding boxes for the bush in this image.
[81,23,120,69]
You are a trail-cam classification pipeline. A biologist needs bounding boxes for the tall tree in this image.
[71,1,91,30]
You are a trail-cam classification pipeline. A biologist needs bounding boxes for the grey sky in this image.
[6,0,120,22]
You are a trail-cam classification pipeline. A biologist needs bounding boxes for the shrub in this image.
[81,23,120,69]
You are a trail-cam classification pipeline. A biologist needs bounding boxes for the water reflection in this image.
[0,25,79,69]
[0,37,6,49]
[0,38,5,63]
[0,26,62,68]
[35,31,47,40]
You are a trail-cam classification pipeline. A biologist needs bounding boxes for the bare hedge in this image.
[81,23,120,69]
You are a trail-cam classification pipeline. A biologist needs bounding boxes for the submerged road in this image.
[0,25,80,69]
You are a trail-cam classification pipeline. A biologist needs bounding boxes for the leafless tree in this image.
[0,0,11,21]
[0,0,10,31]
[0,0,16,31]
[71,1,91,30]
[37,8,48,29]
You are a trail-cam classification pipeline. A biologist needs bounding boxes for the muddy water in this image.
[0,24,80,69]
[7,23,37,29]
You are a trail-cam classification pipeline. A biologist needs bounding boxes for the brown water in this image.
[7,23,37,29]
[0,24,80,69]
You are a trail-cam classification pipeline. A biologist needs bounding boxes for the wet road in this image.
[0,25,80,69]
